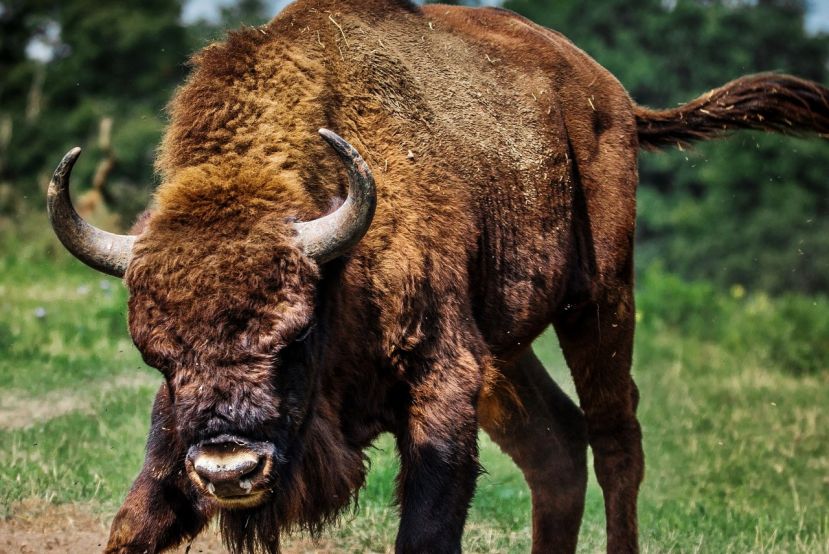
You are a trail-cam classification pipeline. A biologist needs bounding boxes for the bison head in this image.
[47,130,375,512]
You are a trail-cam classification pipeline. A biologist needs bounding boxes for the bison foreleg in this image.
[105,386,213,554]
[394,346,483,554]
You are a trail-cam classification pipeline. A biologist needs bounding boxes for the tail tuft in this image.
[635,73,829,150]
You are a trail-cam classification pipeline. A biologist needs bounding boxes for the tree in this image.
[0,0,191,222]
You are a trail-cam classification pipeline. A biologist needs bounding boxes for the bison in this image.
[46,1,829,553]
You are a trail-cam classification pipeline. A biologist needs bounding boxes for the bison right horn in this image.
[293,129,377,263]
[47,148,136,277]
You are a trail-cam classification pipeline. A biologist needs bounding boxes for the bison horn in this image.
[47,147,136,277]
[293,129,377,263]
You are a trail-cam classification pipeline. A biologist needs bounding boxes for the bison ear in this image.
[47,148,136,277]
[129,209,154,236]
[292,129,376,263]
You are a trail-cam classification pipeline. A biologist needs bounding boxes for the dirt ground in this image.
[0,500,339,554]
[0,374,348,553]
[0,373,158,430]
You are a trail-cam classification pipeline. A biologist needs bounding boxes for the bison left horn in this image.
[293,129,377,263]
[47,147,136,277]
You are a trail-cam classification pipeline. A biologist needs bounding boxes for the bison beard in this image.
[220,504,283,554]
[220,406,367,554]
[45,0,829,552]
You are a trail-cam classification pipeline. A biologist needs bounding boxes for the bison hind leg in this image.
[479,347,588,554]
[553,286,643,554]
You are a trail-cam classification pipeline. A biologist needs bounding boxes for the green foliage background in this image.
[0,1,827,551]
[0,0,270,221]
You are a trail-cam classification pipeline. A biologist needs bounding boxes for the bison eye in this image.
[295,323,315,343]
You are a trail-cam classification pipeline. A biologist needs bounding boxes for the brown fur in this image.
[97,2,829,553]
[636,72,829,149]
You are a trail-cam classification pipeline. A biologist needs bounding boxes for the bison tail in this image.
[635,73,829,151]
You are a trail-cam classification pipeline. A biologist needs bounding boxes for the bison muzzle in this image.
[186,435,278,507]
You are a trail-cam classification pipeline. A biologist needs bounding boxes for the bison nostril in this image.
[186,437,277,501]
[191,449,266,497]
[194,454,259,481]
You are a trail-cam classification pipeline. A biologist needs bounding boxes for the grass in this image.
[1,226,827,552]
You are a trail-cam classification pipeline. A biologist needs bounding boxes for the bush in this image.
[637,265,829,374]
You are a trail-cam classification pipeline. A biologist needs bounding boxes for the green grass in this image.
[1,227,827,552]
[0,213,141,393]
